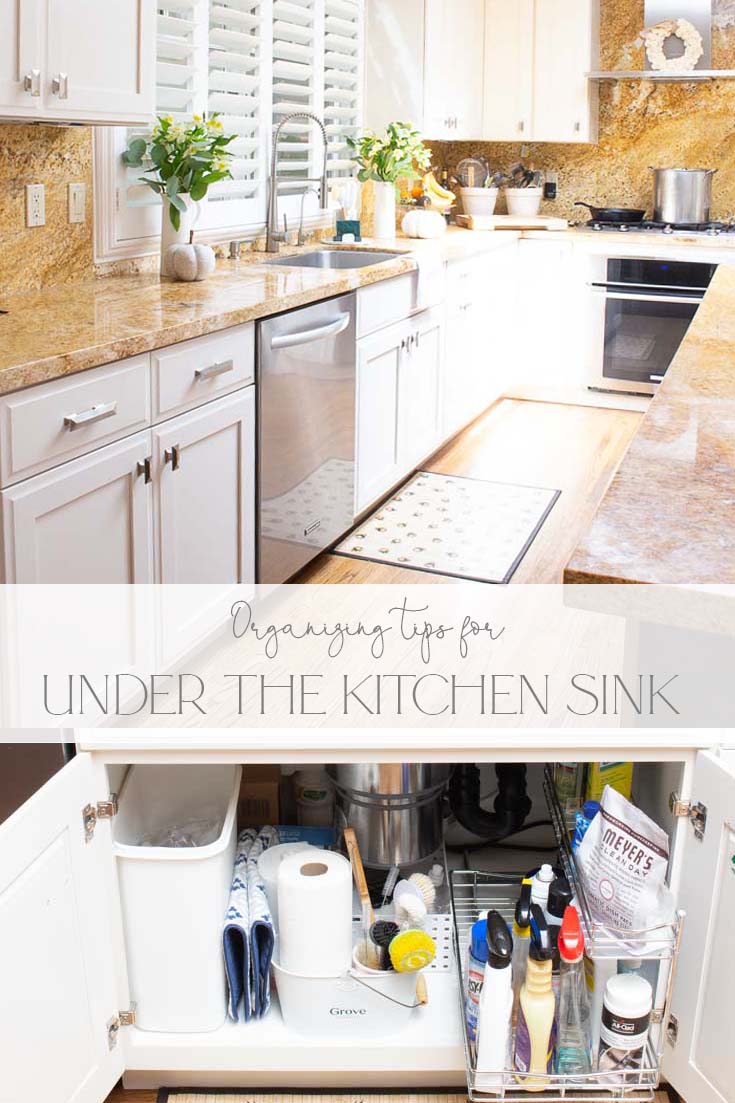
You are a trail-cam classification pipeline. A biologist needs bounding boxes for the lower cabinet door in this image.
[0,753,124,1103]
[398,305,443,470]
[0,431,153,583]
[355,319,406,515]
[153,388,255,585]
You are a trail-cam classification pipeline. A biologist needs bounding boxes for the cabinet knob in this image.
[23,69,41,97]
[574,121,581,133]
[518,120,525,133]
[164,444,181,470]
[136,457,152,484]
[51,73,69,99]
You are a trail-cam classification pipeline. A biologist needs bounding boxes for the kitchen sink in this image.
[265,249,399,270]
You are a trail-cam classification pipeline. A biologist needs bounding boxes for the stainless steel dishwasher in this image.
[257,293,356,582]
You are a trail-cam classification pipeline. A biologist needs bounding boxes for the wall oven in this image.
[588,257,716,396]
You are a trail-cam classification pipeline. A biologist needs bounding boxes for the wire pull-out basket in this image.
[449,767,684,1102]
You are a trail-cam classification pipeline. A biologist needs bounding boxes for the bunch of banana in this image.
[423,171,455,212]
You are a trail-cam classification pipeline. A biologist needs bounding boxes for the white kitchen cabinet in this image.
[483,0,534,141]
[1,743,733,1099]
[356,308,443,515]
[0,0,155,124]
[423,0,485,139]
[152,390,255,587]
[442,245,517,439]
[0,431,154,584]
[365,0,484,139]
[532,0,599,143]
[0,0,43,118]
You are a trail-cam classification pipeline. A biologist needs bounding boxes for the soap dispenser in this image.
[513,903,556,1090]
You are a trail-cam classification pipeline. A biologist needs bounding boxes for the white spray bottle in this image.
[475,909,514,1093]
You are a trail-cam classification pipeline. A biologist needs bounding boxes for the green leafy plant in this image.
[123,113,236,231]
[346,122,431,186]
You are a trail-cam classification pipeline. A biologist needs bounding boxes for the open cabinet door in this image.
[0,753,124,1103]
[663,749,735,1103]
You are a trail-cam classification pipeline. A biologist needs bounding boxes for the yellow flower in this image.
[193,113,202,124]
[207,117,224,132]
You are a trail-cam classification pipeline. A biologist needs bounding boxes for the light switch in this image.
[68,182,86,224]
[25,184,45,227]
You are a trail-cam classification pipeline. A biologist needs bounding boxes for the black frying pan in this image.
[575,201,646,224]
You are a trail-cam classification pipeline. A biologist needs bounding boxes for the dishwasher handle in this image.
[269,312,351,350]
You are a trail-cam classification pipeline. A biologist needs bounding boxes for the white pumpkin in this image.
[166,239,216,282]
[401,208,447,239]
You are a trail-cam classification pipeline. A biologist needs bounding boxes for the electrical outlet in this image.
[26,183,45,228]
[68,182,86,224]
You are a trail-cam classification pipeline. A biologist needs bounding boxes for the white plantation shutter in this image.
[97,0,363,259]
[323,0,361,178]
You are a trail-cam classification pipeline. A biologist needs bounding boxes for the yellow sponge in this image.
[388,928,436,973]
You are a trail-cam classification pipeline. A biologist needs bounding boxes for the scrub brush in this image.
[344,827,380,969]
[370,919,399,970]
[394,888,428,927]
[409,871,437,909]
[389,928,437,972]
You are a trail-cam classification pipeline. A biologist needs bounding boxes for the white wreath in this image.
[642,18,704,72]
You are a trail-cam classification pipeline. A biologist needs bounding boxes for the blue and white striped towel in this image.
[223,825,279,1022]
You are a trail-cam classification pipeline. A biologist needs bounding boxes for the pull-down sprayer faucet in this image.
[266,111,329,253]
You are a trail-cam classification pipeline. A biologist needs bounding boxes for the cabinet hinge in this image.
[107,1006,136,1050]
[669,791,707,840]
[82,793,119,843]
[667,1012,679,1047]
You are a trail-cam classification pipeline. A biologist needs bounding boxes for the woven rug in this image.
[335,471,560,584]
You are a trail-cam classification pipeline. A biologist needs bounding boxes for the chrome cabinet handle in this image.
[194,359,234,381]
[164,444,181,470]
[519,120,525,133]
[51,73,69,99]
[63,401,117,431]
[270,312,351,350]
[414,330,420,349]
[136,457,152,483]
[23,69,41,96]
[574,121,581,133]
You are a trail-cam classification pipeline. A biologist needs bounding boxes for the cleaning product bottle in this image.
[511,879,533,1026]
[475,910,514,1093]
[513,904,556,1090]
[466,916,488,1041]
[530,863,555,910]
[555,905,593,1078]
[544,875,573,998]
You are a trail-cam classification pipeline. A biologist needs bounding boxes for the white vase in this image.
[373,181,397,240]
[160,195,199,276]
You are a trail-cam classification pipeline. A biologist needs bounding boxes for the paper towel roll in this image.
[277,849,353,977]
[257,842,315,929]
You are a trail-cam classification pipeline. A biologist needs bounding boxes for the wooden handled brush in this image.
[343,827,378,968]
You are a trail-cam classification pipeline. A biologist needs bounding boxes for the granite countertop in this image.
[565,263,735,585]
[0,228,520,398]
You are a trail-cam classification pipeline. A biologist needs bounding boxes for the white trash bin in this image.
[113,764,241,1033]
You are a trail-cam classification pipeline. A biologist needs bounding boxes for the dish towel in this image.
[223,825,279,1022]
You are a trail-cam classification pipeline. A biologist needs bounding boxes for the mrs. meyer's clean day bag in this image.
[575,786,669,932]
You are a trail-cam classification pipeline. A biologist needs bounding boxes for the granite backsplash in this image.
[431,0,735,221]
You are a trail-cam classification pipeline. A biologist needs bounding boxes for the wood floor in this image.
[298,398,642,585]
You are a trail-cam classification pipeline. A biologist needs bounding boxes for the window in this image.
[95,0,363,263]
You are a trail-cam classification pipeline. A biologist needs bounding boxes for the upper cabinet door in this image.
[532,0,597,142]
[0,753,124,1103]
[663,749,735,1103]
[424,0,485,139]
[483,0,534,141]
[44,0,155,124]
[365,0,425,134]
[0,0,43,117]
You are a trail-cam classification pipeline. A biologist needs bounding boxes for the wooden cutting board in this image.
[457,213,569,231]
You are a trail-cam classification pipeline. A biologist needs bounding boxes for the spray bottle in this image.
[511,879,533,1026]
[555,905,593,1078]
[475,910,514,1093]
[513,904,556,1090]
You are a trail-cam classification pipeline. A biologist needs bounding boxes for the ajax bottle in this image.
[513,904,556,1090]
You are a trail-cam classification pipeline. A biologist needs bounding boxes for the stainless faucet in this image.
[266,112,329,253]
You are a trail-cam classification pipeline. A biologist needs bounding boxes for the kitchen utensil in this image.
[370,919,400,969]
[408,872,437,908]
[574,202,646,224]
[455,156,489,188]
[344,826,379,968]
[388,927,437,972]
[328,764,452,867]
[456,213,568,231]
[651,167,716,224]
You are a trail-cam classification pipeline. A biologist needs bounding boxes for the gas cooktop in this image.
[578,219,735,236]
